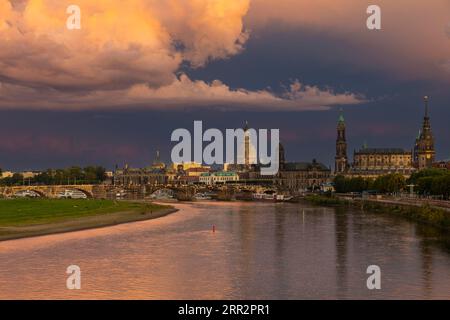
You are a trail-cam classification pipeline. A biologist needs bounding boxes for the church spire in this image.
[424,95,429,118]
[244,120,249,131]
[335,109,348,174]
[338,108,345,123]
[416,95,435,169]
[151,148,165,169]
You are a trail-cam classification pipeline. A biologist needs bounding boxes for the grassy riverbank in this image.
[0,199,176,241]
[304,194,450,229]
[359,201,450,229]
[304,194,351,206]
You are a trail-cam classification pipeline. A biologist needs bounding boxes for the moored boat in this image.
[252,192,293,202]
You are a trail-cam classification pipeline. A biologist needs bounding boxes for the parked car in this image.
[13,190,41,198]
[57,189,87,199]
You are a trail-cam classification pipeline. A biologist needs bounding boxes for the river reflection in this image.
[0,201,450,299]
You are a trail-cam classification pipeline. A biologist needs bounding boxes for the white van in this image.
[57,189,87,199]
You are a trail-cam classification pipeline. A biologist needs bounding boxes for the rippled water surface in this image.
[1,201,450,299]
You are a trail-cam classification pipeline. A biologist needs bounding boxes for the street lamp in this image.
[406,184,416,198]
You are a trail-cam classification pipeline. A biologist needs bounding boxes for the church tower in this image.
[413,129,421,164]
[278,142,286,171]
[416,96,435,170]
[151,149,165,169]
[242,120,257,170]
[244,120,250,168]
[335,110,348,174]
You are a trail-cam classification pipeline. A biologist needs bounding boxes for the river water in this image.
[0,201,450,299]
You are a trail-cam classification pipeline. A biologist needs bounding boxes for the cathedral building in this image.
[351,147,414,176]
[335,96,436,178]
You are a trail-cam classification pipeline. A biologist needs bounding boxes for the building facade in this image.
[276,154,331,191]
[350,147,415,177]
[113,167,170,186]
[199,172,239,185]
[433,160,450,170]
[334,97,437,178]
[113,150,175,186]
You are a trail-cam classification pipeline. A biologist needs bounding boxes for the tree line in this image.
[334,173,406,194]
[0,166,107,186]
[408,169,450,199]
[333,169,450,199]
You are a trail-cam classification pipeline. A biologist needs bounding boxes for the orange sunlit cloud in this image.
[1,0,448,110]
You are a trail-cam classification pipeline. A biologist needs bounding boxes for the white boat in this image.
[252,193,293,202]
[194,193,212,200]
[275,194,293,202]
[149,189,175,200]
[116,190,127,199]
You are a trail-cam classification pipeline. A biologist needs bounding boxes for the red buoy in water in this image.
[212,225,216,233]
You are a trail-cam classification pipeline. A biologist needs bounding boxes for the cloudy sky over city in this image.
[0,0,449,170]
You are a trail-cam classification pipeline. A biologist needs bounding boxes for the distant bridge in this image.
[0,184,276,200]
[0,184,199,199]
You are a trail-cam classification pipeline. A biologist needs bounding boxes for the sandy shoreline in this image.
[0,206,178,242]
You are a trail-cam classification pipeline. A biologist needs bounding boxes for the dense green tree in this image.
[408,168,450,199]
[373,173,406,193]
[333,175,373,193]
[387,173,406,193]
[2,173,25,186]
[0,166,108,186]
[334,175,347,193]
[334,173,406,194]
[408,168,447,184]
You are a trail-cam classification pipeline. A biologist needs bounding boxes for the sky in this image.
[0,0,449,171]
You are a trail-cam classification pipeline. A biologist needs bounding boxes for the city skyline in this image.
[0,97,447,172]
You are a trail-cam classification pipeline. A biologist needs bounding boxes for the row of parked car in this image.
[13,189,88,199]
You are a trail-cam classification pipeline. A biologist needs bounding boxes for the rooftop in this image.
[355,148,411,155]
[186,167,210,172]
[200,171,237,177]
[284,161,329,171]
